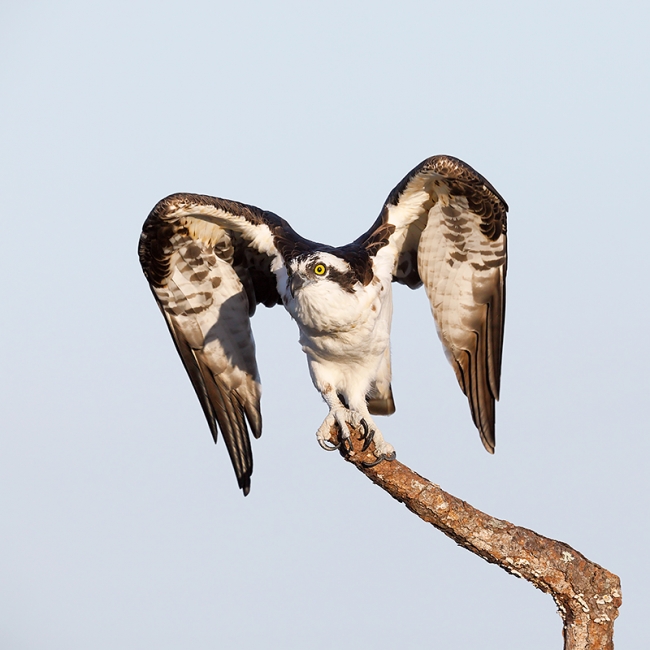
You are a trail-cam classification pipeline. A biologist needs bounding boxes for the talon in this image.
[361,456,384,468]
[341,435,354,456]
[361,428,375,451]
[318,438,340,451]
[361,451,397,468]
[359,419,369,438]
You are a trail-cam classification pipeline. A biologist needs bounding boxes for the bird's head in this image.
[287,252,357,298]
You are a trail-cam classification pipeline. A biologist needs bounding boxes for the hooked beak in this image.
[289,273,305,298]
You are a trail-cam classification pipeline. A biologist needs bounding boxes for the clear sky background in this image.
[1,1,648,648]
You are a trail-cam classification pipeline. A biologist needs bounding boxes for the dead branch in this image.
[337,429,622,650]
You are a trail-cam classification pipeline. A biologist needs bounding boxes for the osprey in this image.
[139,155,508,495]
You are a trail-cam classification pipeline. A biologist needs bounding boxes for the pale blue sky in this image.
[1,1,648,648]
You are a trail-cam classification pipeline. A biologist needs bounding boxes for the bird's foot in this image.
[360,426,396,467]
[316,410,396,466]
[316,407,353,453]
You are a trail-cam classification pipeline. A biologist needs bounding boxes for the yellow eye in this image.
[313,263,327,276]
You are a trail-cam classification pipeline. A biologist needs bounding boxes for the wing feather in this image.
[363,156,508,451]
[139,194,292,494]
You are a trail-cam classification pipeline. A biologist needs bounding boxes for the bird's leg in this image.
[316,388,354,453]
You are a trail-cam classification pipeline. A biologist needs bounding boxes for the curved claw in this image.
[361,427,375,452]
[361,450,397,468]
[341,435,354,456]
[359,419,369,439]
[318,437,340,452]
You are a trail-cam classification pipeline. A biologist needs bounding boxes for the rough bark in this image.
[337,430,622,650]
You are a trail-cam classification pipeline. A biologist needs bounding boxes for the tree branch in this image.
[338,430,622,650]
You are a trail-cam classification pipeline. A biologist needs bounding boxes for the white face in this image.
[285,252,356,301]
[288,252,352,280]
[282,251,376,337]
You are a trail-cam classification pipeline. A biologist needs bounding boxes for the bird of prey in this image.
[139,155,508,495]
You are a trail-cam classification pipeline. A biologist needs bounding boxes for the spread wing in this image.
[139,193,300,495]
[359,155,508,451]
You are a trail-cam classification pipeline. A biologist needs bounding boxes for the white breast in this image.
[286,275,392,362]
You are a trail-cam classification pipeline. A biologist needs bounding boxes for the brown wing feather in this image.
[139,193,296,494]
[365,156,508,451]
